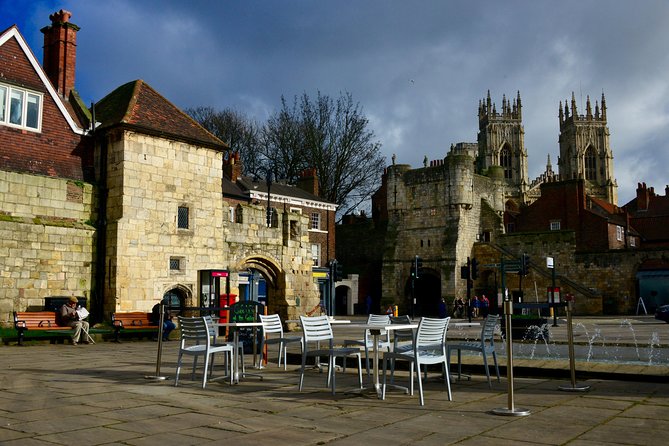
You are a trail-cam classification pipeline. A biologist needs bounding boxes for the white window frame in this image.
[616,225,623,241]
[0,83,43,132]
[310,212,320,230]
[311,243,321,267]
[550,220,561,231]
[228,206,235,223]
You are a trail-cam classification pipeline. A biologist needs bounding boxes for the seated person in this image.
[151,301,176,341]
[56,296,90,345]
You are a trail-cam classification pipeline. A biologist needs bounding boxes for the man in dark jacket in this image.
[56,296,90,345]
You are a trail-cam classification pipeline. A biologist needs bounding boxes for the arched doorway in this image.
[238,255,283,315]
[162,286,188,315]
[335,284,350,316]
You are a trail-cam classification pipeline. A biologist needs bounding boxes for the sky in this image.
[3,0,669,206]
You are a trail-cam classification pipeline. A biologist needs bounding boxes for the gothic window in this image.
[500,146,512,179]
[584,146,597,180]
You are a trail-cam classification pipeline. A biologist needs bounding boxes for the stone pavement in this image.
[1,337,668,445]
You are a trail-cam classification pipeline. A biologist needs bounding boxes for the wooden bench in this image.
[13,311,74,345]
[111,312,159,342]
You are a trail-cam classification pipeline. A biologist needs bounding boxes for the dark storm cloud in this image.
[6,0,669,204]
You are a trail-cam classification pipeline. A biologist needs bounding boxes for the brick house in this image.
[0,12,96,320]
[0,10,331,323]
[513,179,640,251]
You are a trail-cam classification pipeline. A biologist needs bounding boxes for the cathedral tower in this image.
[477,91,529,205]
[558,92,618,204]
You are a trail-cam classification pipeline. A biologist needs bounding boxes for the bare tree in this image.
[264,91,385,218]
[188,91,385,219]
[186,106,263,177]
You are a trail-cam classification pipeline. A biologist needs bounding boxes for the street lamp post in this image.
[265,168,273,227]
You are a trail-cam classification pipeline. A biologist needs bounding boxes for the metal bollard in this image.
[492,300,530,416]
[558,299,590,392]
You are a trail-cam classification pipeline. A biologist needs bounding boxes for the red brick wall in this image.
[0,36,92,180]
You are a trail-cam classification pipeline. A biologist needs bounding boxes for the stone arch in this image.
[236,255,285,314]
[160,283,193,314]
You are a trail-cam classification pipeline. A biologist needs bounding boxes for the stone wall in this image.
[0,170,95,324]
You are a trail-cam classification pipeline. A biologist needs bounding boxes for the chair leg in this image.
[298,351,307,391]
[330,356,337,395]
[356,353,363,389]
[493,350,501,382]
[482,351,492,388]
[381,357,388,400]
[174,351,183,387]
[202,354,210,389]
[442,360,452,401]
[416,362,424,406]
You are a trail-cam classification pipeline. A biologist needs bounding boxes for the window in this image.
[616,225,623,241]
[177,206,189,229]
[550,220,561,231]
[311,243,321,266]
[235,204,243,223]
[584,147,596,180]
[290,207,302,214]
[169,257,182,271]
[0,83,42,131]
[310,212,320,230]
[630,236,636,247]
[500,146,513,179]
[228,206,235,223]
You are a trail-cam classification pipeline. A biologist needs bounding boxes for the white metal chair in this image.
[382,317,452,406]
[203,315,244,378]
[298,315,363,395]
[390,314,414,353]
[174,316,234,388]
[343,313,391,376]
[259,314,303,370]
[447,314,500,388]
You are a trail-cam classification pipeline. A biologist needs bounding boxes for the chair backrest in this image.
[481,314,499,345]
[259,314,284,337]
[415,317,450,349]
[365,313,391,343]
[178,316,210,347]
[202,315,220,340]
[367,314,391,325]
[390,315,414,341]
[299,315,333,345]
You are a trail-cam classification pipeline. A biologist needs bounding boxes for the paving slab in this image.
[1,332,668,445]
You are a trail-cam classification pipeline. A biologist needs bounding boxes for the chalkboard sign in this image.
[229,301,265,353]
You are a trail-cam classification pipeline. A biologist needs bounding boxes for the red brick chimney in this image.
[297,168,319,196]
[636,182,651,211]
[223,152,242,182]
[41,10,79,100]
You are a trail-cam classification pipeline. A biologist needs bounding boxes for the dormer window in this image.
[0,83,43,132]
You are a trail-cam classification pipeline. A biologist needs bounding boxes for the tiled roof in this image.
[93,80,227,151]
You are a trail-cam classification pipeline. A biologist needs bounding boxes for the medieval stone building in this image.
[0,11,334,325]
[369,90,646,316]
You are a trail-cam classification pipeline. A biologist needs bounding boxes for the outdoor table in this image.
[216,321,264,384]
[345,322,418,398]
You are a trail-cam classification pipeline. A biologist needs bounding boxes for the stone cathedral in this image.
[373,91,617,314]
